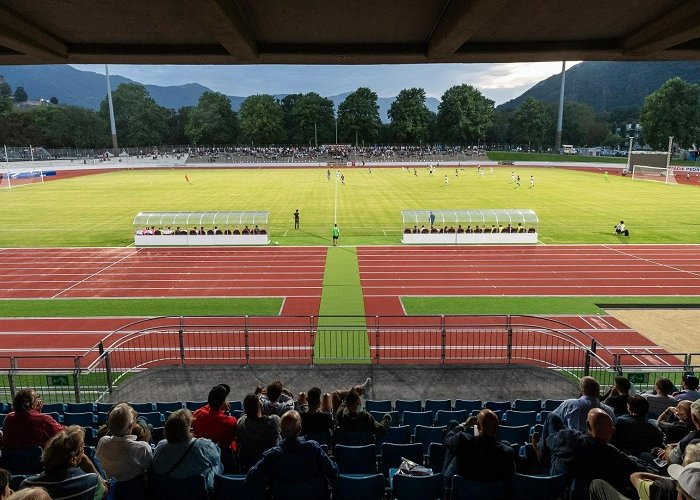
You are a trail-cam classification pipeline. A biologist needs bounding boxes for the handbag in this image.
[396,457,433,476]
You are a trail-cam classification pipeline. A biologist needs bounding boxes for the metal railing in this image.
[0,315,695,403]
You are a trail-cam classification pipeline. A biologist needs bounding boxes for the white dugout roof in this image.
[402,209,538,227]
[133,211,269,227]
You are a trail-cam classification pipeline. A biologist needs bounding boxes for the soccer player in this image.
[511,171,515,183]
[444,174,449,185]
[515,175,521,188]
[332,224,340,246]
[185,174,191,184]
[529,175,535,188]
[604,171,609,182]
[293,209,300,230]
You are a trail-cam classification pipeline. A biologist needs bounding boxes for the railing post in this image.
[9,357,17,398]
[506,316,513,364]
[440,315,446,364]
[99,341,113,394]
[584,339,597,377]
[684,353,691,373]
[309,315,315,367]
[244,315,250,367]
[73,356,82,403]
[178,316,186,364]
[375,316,381,364]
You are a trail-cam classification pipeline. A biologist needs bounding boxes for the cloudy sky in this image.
[71,62,579,105]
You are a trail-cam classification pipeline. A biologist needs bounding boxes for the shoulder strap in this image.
[163,438,197,477]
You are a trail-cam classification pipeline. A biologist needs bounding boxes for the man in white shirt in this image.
[96,403,153,482]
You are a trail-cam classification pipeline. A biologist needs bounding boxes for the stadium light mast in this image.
[105,64,119,157]
[555,61,566,151]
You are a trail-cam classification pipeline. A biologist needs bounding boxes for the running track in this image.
[1,245,698,367]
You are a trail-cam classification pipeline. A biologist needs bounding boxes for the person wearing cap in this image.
[192,384,238,459]
[675,376,700,403]
[668,446,700,500]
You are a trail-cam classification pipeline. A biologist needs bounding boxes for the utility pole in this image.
[555,61,566,151]
[105,65,119,157]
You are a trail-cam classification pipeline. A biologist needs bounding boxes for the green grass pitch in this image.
[1,165,699,247]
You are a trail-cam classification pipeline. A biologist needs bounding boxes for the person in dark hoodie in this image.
[237,394,281,471]
[335,389,391,436]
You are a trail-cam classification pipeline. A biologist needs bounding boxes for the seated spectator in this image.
[152,409,222,489]
[232,228,241,235]
[657,400,694,444]
[21,426,107,499]
[192,384,238,456]
[643,378,677,418]
[321,393,333,414]
[611,395,663,457]
[420,225,428,234]
[237,394,281,471]
[603,376,632,416]
[189,229,197,235]
[615,220,630,236]
[6,487,51,500]
[443,409,515,488]
[626,442,700,500]
[457,225,465,233]
[246,410,338,493]
[404,228,411,234]
[675,375,700,402]
[259,381,294,417]
[336,389,390,436]
[0,468,11,499]
[474,225,482,233]
[551,376,615,432]
[300,387,334,438]
[1,388,64,449]
[517,223,525,233]
[660,400,700,466]
[330,378,372,413]
[214,226,222,235]
[412,225,418,234]
[242,226,251,235]
[96,403,153,482]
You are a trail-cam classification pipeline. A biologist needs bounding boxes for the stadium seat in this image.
[375,425,412,453]
[369,410,400,426]
[214,473,266,500]
[454,400,482,413]
[392,472,444,500]
[130,402,156,413]
[96,402,114,413]
[335,429,373,446]
[415,425,446,456]
[395,400,422,418]
[484,401,511,413]
[537,410,552,424]
[0,414,6,427]
[334,474,385,500]
[66,402,96,413]
[185,401,207,411]
[138,411,165,428]
[271,476,328,500]
[9,474,29,491]
[402,411,433,434]
[427,442,446,470]
[503,410,538,427]
[97,411,109,426]
[304,429,333,447]
[424,399,451,415]
[232,409,243,419]
[84,427,98,446]
[512,473,567,500]
[543,399,564,411]
[156,402,184,413]
[365,399,392,412]
[0,402,9,413]
[0,447,43,474]
[381,442,422,477]
[334,444,377,474]
[512,399,542,412]
[228,400,243,412]
[149,473,208,500]
[496,424,530,446]
[111,473,147,500]
[41,403,66,414]
[152,426,165,444]
[435,410,467,427]
[451,475,506,500]
[63,411,98,428]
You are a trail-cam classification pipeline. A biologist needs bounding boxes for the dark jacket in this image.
[335,402,390,436]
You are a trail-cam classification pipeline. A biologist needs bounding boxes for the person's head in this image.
[207,384,230,410]
[580,376,601,398]
[344,389,361,412]
[5,487,51,500]
[307,387,322,411]
[107,403,138,437]
[280,410,302,440]
[321,393,332,413]
[655,378,674,396]
[691,401,700,430]
[586,408,615,443]
[620,220,624,224]
[42,425,85,473]
[678,401,693,422]
[243,393,262,418]
[476,409,499,437]
[614,376,632,394]
[164,409,193,444]
[684,443,700,466]
[266,381,284,403]
[626,395,649,418]
[0,468,10,500]
[668,462,700,500]
[12,389,40,413]
[684,376,700,391]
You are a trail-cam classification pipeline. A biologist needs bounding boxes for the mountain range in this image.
[2,61,700,120]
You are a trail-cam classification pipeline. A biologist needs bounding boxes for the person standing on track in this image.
[293,209,300,230]
[331,224,340,246]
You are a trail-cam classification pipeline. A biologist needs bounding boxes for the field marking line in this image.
[283,230,288,236]
[51,248,142,299]
[602,245,700,279]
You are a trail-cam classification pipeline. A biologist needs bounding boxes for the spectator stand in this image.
[401,209,539,244]
[133,211,270,246]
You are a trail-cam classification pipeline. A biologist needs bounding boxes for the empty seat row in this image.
[365,398,564,415]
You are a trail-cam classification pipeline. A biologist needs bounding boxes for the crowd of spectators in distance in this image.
[2,374,700,499]
[136,225,266,236]
[405,223,535,234]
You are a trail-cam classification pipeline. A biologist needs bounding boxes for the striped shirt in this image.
[21,467,105,500]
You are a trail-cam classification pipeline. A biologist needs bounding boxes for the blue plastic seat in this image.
[156,401,184,413]
[365,399,392,412]
[111,473,147,500]
[451,475,505,500]
[435,410,467,427]
[63,411,98,428]
[0,446,43,474]
[369,410,400,426]
[335,444,377,474]
[427,442,445,470]
[149,473,208,500]
[9,474,29,491]
[381,442,423,477]
[152,426,165,444]
[130,402,156,413]
[512,473,566,500]
[484,401,511,413]
[496,424,530,446]
[454,400,482,413]
[402,411,433,435]
[538,410,552,424]
[335,428,373,446]
[66,402,96,413]
[375,425,412,453]
[214,473,266,500]
[41,403,66,414]
[424,399,451,415]
[304,429,333,447]
[0,402,9,413]
[395,400,422,418]
[392,472,444,500]
[414,425,446,456]
[96,402,114,413]
[542,399,564,411]
[185,401,207,411]
[271,476,329,500]
[503,410,538,427]
[97,411,109,426]
[512,399,542,412]
[138,411,165,428]
[228,400,243,412]
[334,474,385,500]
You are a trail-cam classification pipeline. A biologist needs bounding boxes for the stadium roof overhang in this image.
[2,0,700,65]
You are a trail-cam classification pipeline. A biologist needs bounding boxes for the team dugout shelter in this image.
[133,211,269,246]
[401,209,538,244]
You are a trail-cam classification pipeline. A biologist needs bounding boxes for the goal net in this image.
[0,166,45,189]
[631,164,677,185]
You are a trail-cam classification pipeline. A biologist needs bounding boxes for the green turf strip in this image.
[0,298,283,317]
[316,246,369,363]
[401,296,700,316]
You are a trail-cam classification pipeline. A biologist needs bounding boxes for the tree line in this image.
[0,76,697,150]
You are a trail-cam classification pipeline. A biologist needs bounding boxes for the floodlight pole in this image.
[105,65,119,157]
[666,136,674,184]
[555,61,566,151]
[625,136,634,173]
[314,121,318,148]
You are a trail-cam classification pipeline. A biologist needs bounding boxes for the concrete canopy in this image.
[1,0,700,65]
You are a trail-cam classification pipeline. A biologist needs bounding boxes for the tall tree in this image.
[165,107,191,145]
[0,81,11,97]
[0,94,12,115]
[99,83,168,147]
[337,87,381,145]
[437,84,494,144]
[31,106,108,148]
[510,98,552,149]
[288,92,335,145]
[388,88,430,144]
[281,93,302,140]
[185,91,238,145]
[13,86,28,102]
[0,111,42,145]
[640,77,700,149]
[238,94,286,145]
